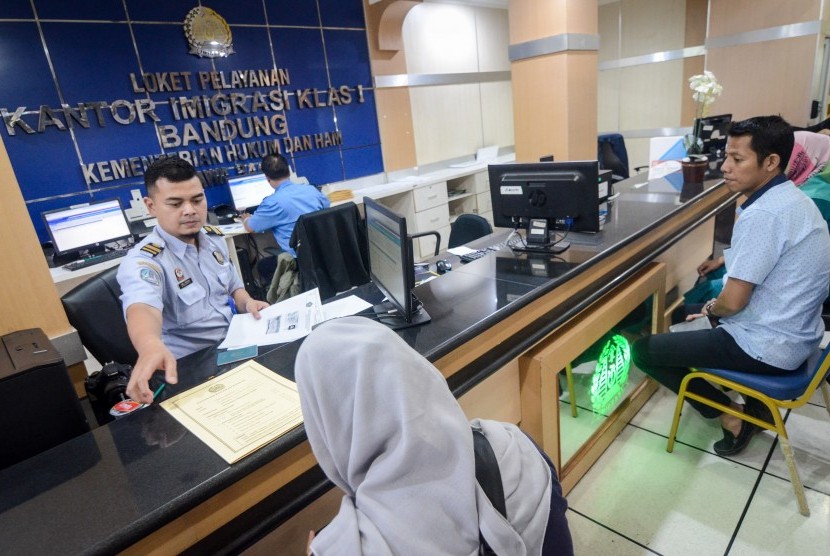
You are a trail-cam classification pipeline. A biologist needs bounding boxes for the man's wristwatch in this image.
[704,299,719,318]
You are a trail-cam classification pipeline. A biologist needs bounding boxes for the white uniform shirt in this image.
[721,180,830,369]
[117,226,244,359]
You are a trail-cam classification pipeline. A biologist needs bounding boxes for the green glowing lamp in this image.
[590,334,631,413]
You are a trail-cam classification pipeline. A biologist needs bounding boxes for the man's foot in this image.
[745,397,775,427]
[713,419,758,456]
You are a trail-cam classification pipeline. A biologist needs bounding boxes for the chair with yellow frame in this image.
[666,344,830,516]
[562,364,578,417]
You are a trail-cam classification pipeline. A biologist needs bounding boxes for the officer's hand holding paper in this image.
[220,289,323,348]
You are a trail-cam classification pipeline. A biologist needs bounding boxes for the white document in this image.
[648,160,682,181]
[321,295,372,321]
[160,360,303,464]
[220,289,323,349]
[448,246,476,256]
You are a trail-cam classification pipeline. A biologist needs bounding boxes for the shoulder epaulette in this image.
[140,242,164,257]
[203,225,224,236]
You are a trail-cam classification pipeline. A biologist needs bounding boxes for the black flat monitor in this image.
[363,197,430,329]
[42,199,131,259]
[228,173,273,211]
[697,113,732,155]
[488,160,600,233]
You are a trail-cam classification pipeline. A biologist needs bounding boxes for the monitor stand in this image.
[511,241,570,255]
[372,300,431,330]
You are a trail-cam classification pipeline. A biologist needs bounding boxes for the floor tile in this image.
[560,401,607,463]
[567,510,658,555]
[567,426,760,556]
[631,387,780,472]
[729,473,830,555]
[807,383,829,408]
[560,367,650,462]
[763,403,830,496]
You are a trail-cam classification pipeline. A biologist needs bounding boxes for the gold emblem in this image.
[184,6,234,58]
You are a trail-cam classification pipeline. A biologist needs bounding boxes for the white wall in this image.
[402,3,513,166]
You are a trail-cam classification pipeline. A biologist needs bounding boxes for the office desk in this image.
[1,172,738,555]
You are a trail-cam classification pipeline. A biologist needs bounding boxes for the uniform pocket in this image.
[175,282,207,326]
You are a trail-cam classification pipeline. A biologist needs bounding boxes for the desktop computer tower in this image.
[0,328,90,470]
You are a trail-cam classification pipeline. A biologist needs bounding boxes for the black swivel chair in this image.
[61,266,138,366]
[448,214,493,249]
[290,202,371,301]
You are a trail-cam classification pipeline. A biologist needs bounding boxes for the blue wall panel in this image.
[0,0,383,243]
[293,149,346,186]
[264,0,319,27]
[124,0,193,23]
[213,25,275,72]
[343,146,384,180]
[270,28,328,90]
[42,23,141,101]
[131,23,216,79]
[336,89,380,149]
[319,0,365,29]
[0,0,34,19]
[203,0,268,26]
[324,29,372,87]
[34,0,127,21]
[6,132,83,200]
[0,23,61,108]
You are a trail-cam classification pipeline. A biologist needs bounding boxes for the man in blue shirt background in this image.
[241,154,330,257]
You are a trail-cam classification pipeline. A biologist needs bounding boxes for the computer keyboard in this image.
[459,249,490,263]
[458,236,524,263]
[62,249,128,271]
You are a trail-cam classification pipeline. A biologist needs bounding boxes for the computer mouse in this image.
[436,259,452,274]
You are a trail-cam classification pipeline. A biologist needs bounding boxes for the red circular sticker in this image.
[110,399,143,417]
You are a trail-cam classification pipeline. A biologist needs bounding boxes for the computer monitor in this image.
[697,113,732,154]
[363,197,430,329]
[42,199,132,258]
[488,160,600,234]
[228,173,274,211]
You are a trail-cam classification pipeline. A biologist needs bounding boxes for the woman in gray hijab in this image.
[296,316,572,555]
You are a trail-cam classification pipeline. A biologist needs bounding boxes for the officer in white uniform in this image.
[119,225,241,359]
[117,157,269,404]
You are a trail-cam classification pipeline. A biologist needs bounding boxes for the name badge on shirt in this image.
[178,278,193,289]
[212,250,225,264]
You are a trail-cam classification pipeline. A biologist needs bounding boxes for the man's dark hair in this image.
[261,154,291,181]
[144,156,197,195]
[727,115,794,172]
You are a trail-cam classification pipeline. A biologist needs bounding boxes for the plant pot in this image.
[679,156,708,202]
[681,155,708,185]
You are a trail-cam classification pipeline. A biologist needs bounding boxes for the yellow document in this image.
[160,360,303,464]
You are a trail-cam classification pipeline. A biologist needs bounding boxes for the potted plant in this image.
[682,71,723,184]
[684,70,723,158]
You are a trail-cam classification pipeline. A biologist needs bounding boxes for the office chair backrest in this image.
[290,202,371,301]
[61,266,138,366]
[598,133,630,182]
[448,214,493,249]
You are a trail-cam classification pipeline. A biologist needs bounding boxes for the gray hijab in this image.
[296,317,552,555]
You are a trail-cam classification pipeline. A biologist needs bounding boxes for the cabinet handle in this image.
[427,194,438,200]
[430,217,439,223]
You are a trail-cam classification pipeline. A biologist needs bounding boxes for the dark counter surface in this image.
[0,173,736,554]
